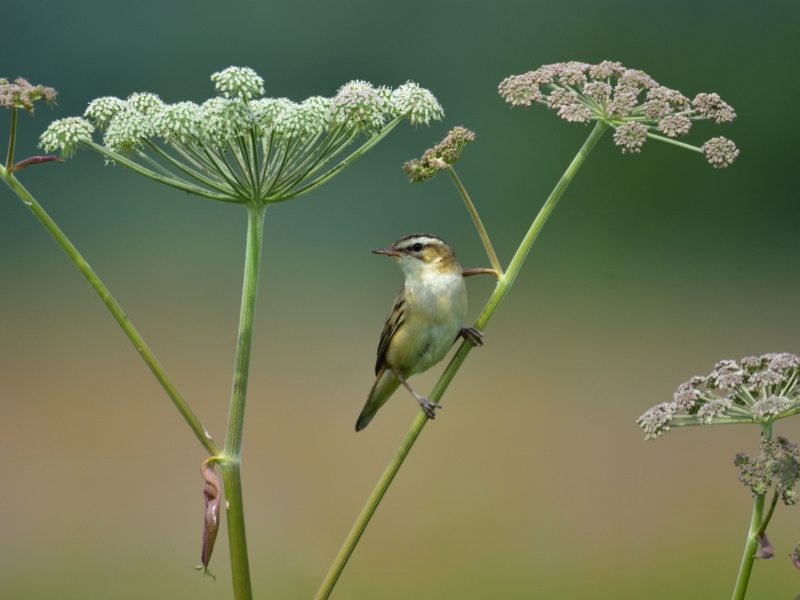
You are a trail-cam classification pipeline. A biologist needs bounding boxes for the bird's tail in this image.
[355,368,401,431]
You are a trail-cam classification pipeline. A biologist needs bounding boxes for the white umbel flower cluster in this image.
[331,80,387,134]
[84,97,127,130]
[41,67,443,158]
[38,67,443,204]
[389,82,444,126]
[39,117,95,157]
[211,66,265,100]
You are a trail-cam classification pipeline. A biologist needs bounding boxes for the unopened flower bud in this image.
[403,126,476,183]
[200,459,221,571]
[755,532,774,560]
[792,543,800,569]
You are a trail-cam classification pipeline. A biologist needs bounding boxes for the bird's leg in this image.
[462,268,501,280]
[395,371,441,419]
[458,326,484,346]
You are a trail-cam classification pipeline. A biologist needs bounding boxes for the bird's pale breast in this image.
[386,272,466,376]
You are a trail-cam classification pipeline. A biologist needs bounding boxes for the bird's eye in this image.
[412,243,423,252]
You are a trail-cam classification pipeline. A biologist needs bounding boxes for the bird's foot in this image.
[418,397,442,419]
[459,326,484,346]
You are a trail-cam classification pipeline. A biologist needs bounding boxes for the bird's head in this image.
[372,234,461,278]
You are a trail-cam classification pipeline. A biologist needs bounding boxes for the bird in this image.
[355,233,485,431]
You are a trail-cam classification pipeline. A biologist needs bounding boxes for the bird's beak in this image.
[372,247,402,257]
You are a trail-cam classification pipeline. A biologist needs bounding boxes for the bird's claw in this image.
[418,398,442,419]
[460,326,484,346]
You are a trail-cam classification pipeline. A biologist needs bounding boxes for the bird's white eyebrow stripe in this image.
[394,235,446,250]
[394,233,445,245]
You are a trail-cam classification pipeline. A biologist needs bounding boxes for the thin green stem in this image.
[735,385,757,406]
[669,415,758,427]
[267,130,351,200]
[314,120,609,600]
[200,146,252,199]
[142,140,238,196]
[731,422,774,600]
[136,150,200,185]
[6,107,17,172]
[258,132,275,189]
[222,203,266,600]
[645,132,704,153]
[667,417,756,428]
[757,492,779,537]
[0,169,221,456]
[85,141,242,203]
[446,166,503,275]
[249,128,263,200]
[270,117,402,203]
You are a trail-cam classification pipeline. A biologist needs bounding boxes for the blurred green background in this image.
[2,0,800,598]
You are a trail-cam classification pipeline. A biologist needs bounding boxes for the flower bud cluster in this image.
[734,436,800,504]
[38,116,94,158]
[40,67,442,158]
[638,353,800,439]
[331,80,387,134]
[389,82,444,126]
[0,78,57,114]
[499,61,738,167]
[403,126,476,183]
[211,66,264,100]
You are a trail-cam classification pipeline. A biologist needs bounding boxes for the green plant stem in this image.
[85,141,241,203]
[645,132,704,153]
[221,203,266,600]
[270,115,403,202]
[6,107,17,171]
[757,492,779,536]
[314,120,609,600]
[446,166,503,275]
[732,495,765,600]
[0,168,221,456]
[731,422,774,600]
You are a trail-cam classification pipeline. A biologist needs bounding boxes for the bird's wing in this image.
[375,286,405,375]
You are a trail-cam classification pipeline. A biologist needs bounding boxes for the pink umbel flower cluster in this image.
[499,61,738,168]
[638,353,800,440]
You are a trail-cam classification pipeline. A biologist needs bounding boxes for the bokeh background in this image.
[2,1,800,598]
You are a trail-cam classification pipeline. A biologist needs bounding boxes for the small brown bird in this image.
[356,234,484,431]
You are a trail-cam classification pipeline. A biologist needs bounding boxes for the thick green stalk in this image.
[222,203,266,600]
[731,422,774,600]
[314,120,609,600]
[5,107,17,171]
[732,495,765,600]
[0,168,221,456]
